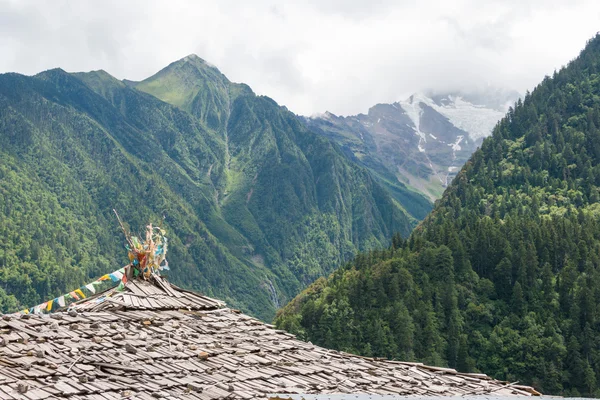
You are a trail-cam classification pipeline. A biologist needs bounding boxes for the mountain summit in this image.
[134,54,236,131]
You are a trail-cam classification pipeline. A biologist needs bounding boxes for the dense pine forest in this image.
[275,34,600,396]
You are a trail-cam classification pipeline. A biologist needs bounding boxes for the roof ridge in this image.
[66,271,225,313]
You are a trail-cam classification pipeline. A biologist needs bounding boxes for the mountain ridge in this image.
[0,57,413,321]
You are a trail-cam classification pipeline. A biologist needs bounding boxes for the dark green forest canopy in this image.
[275,34,600,396]
[0,57,412,321]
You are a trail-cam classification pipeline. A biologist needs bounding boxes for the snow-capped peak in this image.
[399,91,518,141]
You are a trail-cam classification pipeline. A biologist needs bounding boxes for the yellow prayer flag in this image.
[75,289,86,299]
[46,300,53,311]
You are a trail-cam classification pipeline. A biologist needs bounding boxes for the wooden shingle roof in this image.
[0,275,539,399]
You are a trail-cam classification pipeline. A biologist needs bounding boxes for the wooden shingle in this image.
[0,275,540,399]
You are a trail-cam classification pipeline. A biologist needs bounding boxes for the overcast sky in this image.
[1,0,599,115]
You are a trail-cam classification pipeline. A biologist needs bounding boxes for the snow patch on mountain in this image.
[429,95,506,140]
[450,135,464,152]
[400,92,511,141]
[402,96,425,140]
[402,95,429,153]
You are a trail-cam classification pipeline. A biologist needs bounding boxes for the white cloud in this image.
[0,0,598,115]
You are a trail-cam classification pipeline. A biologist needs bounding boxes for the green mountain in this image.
[0,55,413,320]
[275,35,600,395]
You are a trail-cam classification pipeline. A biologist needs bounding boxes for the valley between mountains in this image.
[0,53,515,322]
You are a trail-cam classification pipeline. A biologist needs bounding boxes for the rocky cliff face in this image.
[304,90,519,206]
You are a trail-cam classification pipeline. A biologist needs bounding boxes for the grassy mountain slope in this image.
[0,57,412,320]
[275,35,600,395]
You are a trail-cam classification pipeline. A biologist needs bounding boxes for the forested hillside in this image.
[275,34,600,396]
[0,57,412,320]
